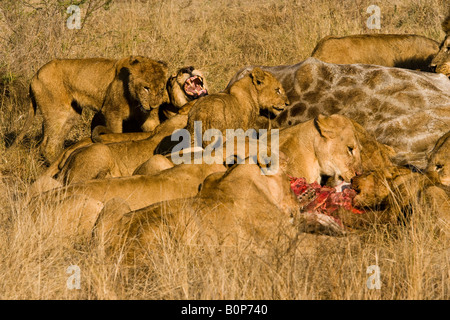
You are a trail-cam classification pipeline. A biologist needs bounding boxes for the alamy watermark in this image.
[366,265,381,289]
[169,121,280,175]
[366,5,381,30]
[67,5,81,30]
[66,265,81,290]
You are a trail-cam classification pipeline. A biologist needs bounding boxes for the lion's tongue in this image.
[184,77,207,97]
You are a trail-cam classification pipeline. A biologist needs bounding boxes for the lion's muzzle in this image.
[184,75,208,98]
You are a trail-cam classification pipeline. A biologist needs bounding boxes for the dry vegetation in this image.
[0,0,449,299]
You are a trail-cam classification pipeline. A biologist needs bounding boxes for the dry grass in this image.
[0,0,449,299]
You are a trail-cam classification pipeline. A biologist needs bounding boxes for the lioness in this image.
[93,155,300,259]
[12,56,168,162]
[165,66,208,118]
[186,67,289,141]
[53,114,189,184]
[311,34,439,71]
[430,12,450,77]
[28,162,227,237]
[426,131,450,186]
[351,166,450,228]
[277,114,362,185]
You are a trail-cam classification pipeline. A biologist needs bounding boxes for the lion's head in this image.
[431,14,450,77]
[427,131,450,186]
[351,166,424,209]
[250,67,289,116]
[166,66,208,109]
[314,114,362,183]
[116,56,169,112]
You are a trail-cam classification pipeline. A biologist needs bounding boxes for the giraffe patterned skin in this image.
[227,58,450,169]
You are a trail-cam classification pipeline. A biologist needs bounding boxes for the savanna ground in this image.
[0,0,449,299]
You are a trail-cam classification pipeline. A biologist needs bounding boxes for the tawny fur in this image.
[311,34,439,71]
[426,131,450,186]
[186,67,289,142]
[12,56,168,162]
[277,114,363,184]
[430,11,450,77]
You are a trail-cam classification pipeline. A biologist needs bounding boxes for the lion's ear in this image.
[157,60,168,68]
[250,67,266,87]
[130,56,140,65]
[314,114,337,139]
[114,57,134,75]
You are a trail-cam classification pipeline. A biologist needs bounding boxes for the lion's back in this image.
[311,34,439,70]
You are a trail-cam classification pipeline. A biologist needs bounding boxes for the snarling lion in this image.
[431,12,450,77]
[12,56,168,162]
[311,34,439,71]
[165,66,208,118]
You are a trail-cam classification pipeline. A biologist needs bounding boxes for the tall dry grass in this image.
[0,0,449,299]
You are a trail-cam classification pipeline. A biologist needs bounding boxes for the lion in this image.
[38,68,288,185]
[351,166,450,229]
[11,56,168,162]
[426,131,450,186]
[92,154,300,260]
[165,66,208,118]
[311,34,439,71]
[49,113,189,184]
[277,114,362,185]
[37,66,207,183]
[186,67,289,141]
[89,65,208,132]
[28,161,227,237]
[430,12,450,77]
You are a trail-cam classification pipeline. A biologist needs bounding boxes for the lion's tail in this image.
[9,85,37,148]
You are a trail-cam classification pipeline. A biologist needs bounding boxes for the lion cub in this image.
[186,67,289,144]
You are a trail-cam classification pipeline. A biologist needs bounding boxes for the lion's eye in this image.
[436,164,443,171]
[275,88,281,95]
[144,86,150,93]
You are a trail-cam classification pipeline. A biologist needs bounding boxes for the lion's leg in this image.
[140,108,161,132]
[59,143,117,184]
[103,111,124,133]
[92,197,132,252]
[41,101,80,162]
[133,154,174,175]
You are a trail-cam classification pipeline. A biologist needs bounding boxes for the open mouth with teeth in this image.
[184,75,208,98]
